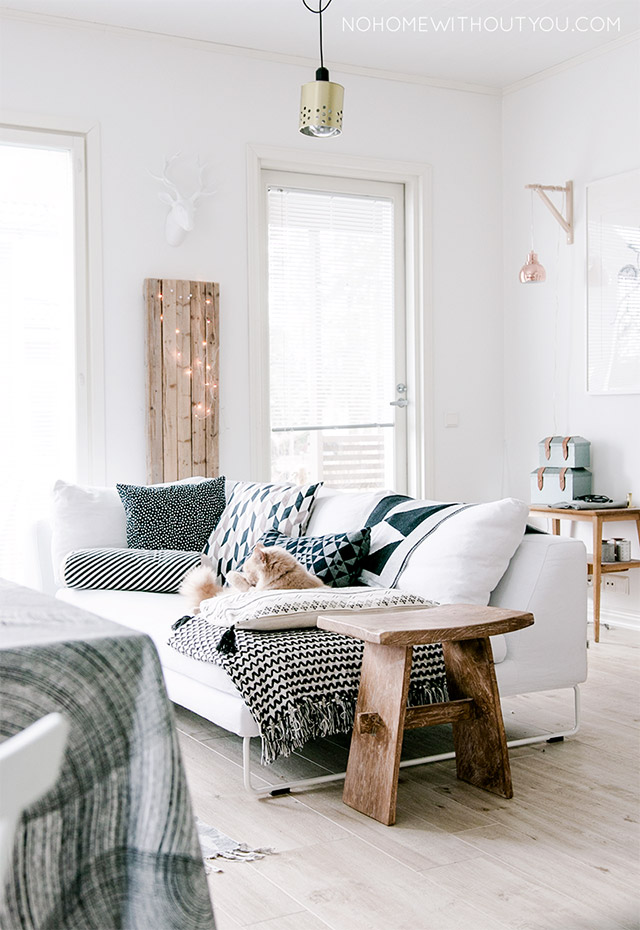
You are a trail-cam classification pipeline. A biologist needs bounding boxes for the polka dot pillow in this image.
[117,477,226,551]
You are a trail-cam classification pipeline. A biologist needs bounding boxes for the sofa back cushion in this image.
[305,487,394,536]
[361,496,528,606]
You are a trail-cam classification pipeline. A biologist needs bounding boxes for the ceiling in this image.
[1,0,638,89]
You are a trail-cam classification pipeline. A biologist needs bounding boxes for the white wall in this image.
[0,15,504,501]
[502,40,640,625]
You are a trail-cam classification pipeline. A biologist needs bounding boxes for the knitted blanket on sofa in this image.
[168,620,448,764]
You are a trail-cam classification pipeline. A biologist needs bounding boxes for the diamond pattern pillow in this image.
[116,477,226,551]
[258,527,370,587]
[204,480,322,582]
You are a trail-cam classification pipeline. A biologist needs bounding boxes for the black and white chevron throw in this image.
[168,620,448,764]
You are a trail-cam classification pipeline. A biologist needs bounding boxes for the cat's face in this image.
[242,543,297,585]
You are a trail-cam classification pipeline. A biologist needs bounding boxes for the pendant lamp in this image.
[299,0,344,137]
[519,190,546,283]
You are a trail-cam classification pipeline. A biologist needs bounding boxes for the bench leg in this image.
[342,642,412,825]
[443,637,513,799]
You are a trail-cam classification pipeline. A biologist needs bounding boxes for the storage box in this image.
[530,466,592,504]
[538,436,590,468]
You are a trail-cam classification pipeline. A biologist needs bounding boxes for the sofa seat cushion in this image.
[361,496,528,606]
[55,588,242,697]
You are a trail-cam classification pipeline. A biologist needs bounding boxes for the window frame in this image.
[0,114,105,484]
[247,144,433,498]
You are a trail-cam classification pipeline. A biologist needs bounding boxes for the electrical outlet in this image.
[604,575,630,595]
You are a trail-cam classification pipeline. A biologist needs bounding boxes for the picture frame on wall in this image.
[586,167,640,394]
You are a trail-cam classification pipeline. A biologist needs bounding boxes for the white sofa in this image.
[37,484,588,793]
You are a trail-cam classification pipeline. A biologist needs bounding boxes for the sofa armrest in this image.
[490,534,587,696]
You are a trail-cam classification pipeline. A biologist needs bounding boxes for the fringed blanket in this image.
[168,619,448,764]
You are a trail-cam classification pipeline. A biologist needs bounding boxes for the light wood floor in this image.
[175,625,640,930]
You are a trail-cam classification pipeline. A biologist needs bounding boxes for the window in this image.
[0,127,89,584]
[265,171,407,490]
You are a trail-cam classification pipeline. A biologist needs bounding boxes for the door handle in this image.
[390,382,408,407]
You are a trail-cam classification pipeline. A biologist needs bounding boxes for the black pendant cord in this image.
[302,0,334,69]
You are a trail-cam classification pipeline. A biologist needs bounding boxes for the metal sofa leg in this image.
[241,686,581,797]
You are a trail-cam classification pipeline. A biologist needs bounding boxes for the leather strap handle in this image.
[562,436,572,460]
[559,467,568,491]
[544,437,552,460]
[537,467,545,491]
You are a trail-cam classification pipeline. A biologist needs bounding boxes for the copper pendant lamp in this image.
[299,0,344,137]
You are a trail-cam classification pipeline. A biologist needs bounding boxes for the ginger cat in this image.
[227,542,325,592]
[180,543,324,612]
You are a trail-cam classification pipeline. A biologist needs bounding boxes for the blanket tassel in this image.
[217,627,238,655]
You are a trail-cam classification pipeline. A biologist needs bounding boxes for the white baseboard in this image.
[589,607,640,632]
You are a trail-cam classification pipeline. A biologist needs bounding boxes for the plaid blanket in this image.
[0,581,215,930]
[168,619,448,764]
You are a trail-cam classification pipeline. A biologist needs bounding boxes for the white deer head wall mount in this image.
[150,154,215,247]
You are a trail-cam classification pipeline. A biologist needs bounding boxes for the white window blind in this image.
[268,186,394,429]
[0,132,81,584]
[267,182,401,487]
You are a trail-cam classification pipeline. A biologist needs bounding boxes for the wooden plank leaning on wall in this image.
[144,278,220,483]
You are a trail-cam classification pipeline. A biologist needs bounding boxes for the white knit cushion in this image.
[199,586,434,632]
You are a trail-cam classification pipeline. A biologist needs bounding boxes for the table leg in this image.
[342,641,412,825]
[593,516,603,643]
[442,637,513,799]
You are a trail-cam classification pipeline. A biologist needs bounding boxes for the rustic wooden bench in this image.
[317,604,534,825]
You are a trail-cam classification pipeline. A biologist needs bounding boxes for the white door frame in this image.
[247,144,434,499]
[0,110,105,484]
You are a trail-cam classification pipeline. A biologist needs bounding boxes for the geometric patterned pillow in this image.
[203,480,321,583]
[116,477,226,551]
[360,497,468,588]
[258,527,370,587]
[61,548,202,593]
[360,495,528,606]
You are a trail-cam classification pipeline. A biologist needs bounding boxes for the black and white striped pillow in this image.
[61,548,202,593]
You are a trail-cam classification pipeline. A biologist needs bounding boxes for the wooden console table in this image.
[530,506,640,643]
[318,605,533,826]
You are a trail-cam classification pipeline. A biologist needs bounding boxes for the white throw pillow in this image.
[360,497,528,606]
[305,487,396,536]
[199,586,434,632]
[51,481,127,582]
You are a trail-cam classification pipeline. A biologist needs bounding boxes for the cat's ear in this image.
[254,543,267,562]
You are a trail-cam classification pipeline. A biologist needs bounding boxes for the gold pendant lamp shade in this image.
[300,66,344,137]
[300,0,343,138]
